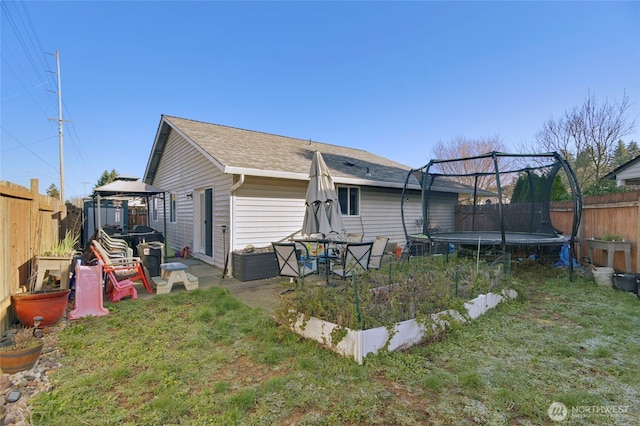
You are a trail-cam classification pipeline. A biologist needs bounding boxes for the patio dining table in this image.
[294,238,346,285]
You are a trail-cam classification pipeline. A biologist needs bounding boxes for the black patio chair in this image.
[330,241,373,280]
[272,242,317,293]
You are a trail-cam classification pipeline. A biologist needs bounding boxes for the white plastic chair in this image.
[368,236,389,270]
[99,228,133,257]
[346,233,363,242]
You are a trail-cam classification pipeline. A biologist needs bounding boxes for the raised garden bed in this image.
[289,289,517,364]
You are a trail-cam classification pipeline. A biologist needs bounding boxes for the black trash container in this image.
[137,242,164,277]
[613,273,639,294]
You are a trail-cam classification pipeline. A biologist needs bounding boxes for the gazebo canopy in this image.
[92,180,166,198]
[91,180,167,255]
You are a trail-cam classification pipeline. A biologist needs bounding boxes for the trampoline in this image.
[409,231,571,246]
[401,151,582,274]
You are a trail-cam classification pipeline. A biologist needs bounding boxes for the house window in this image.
[152,197,158,222]
[338,186,360,216]
[170,193,177,223]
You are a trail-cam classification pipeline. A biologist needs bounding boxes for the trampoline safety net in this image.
[400,151,583,269]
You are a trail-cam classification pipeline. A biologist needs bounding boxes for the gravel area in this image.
[1,322,66,426]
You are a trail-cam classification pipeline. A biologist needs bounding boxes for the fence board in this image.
[1,179,64,332]
[551,192,640,273]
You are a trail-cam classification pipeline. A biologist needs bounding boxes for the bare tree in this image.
[431,135,512,192]
[535,91,636,188]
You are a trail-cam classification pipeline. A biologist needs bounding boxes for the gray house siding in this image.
[232,177,307,250]
[149,129,232,268]
[616,162,640,186]
[343,186,422,245]
[425,192,458,232]
[232,178,423,251]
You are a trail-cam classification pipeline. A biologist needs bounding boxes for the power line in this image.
[0,127,58,171]
[2,1,95,199]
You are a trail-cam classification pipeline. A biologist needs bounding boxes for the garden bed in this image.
[290,289,517,364]
[278,255,518,364]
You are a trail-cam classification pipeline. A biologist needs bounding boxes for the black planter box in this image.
[613,273,639,293]
[232,250,280,282]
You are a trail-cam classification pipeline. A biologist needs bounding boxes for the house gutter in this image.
[224,166,421,190]
[227,174,245,277]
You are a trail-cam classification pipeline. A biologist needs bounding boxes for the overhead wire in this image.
[1,1,56,110]
[2,0,96,198]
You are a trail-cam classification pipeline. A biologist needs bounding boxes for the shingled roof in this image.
[144,115,422,189]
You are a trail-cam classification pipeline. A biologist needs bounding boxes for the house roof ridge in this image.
[146,114,425,191]
[161,114,370,154]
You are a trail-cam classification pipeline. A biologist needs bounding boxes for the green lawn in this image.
[31,262,639,425]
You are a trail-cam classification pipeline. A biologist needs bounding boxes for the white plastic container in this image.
[592,267,614,288]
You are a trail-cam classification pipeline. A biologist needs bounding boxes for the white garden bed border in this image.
[291,289,518,364]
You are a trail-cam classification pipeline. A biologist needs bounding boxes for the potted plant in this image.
[0,326,44,374]
[33,230,80,291]
[11,231,78,327]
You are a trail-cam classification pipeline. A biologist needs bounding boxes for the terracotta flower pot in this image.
[11,289,71,327]
[0,342,43,374]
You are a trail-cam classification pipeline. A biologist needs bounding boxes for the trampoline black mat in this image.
[409,232,570,246]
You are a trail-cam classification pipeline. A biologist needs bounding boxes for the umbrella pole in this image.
[323,237,329,286]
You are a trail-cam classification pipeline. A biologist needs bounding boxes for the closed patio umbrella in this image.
[302,151,345,237]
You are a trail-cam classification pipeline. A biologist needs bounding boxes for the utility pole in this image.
[56,50,64,203]
[48,50,64,203]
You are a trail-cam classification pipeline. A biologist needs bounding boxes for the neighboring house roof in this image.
[143,115,470,194]
[603,154,640,183]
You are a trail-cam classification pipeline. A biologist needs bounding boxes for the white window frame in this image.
[337,185,360,217]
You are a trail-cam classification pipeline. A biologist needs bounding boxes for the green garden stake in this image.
[353,274,362,328]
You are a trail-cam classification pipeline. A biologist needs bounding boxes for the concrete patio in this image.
[136,257,309,314]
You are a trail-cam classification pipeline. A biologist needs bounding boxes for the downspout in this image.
[226,174,245,277]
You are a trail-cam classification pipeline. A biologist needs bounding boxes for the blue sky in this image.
[2,1,639,200]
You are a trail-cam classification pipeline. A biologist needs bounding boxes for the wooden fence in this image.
[551,191,640,273]
[128,206,148,228]
[452,191,640,273]
[0,179,66,332]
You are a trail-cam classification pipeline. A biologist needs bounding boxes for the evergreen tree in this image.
[626,141,640,159]
[550,174,568,201]
[511,172,567,202]
[95,169,119,189]
[610,140,640,169]
[46,183,60,199]
[612,139,629,168]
